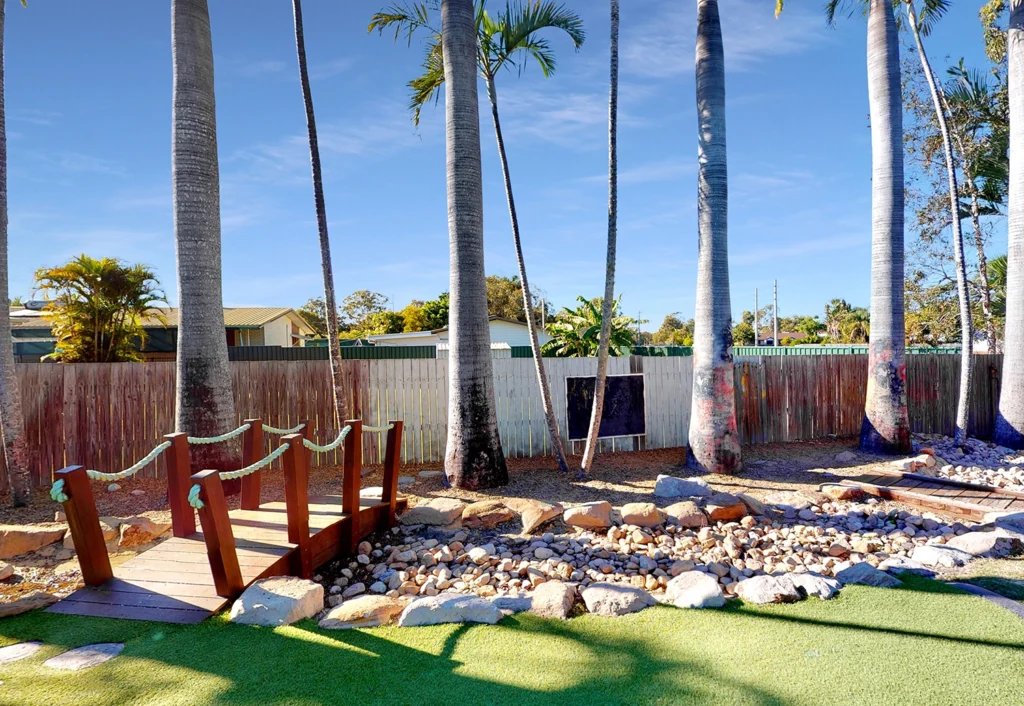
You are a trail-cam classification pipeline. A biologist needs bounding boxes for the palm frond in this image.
[368,1,439,44]
[408,36,445,125]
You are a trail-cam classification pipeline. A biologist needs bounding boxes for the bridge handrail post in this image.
[342,419,362,552]
[381,420,404,531]
[239,418,264,511]
[55,465,112,586]
[163,433,195,537]
[281,433,312,578]
[191,470,244,598]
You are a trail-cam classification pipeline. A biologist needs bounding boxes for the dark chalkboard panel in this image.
[566,374,646,440]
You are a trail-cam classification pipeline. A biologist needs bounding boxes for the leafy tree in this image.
[541,296,637,357]
[400,302,430,331]
[340,289,389,329]
[34,255,166,363]
[360,310,405,335]
[485,274,545,321]
[652,313,694,345]
[420,292,450,329]
[297,296,331,337]
[732,321,754,346]
[989,253,1007,318]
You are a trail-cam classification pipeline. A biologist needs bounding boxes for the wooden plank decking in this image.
[842,469,1024,521]
[49,490,406,624]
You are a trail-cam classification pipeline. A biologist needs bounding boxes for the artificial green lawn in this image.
[0,576,1021,706]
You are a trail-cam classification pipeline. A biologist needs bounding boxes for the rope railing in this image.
[362,423,394,432]
[85,441,173,483]
[188,484,204,510]
[302,425,352,453]
[218,442,291,481]
[261,422,306,435]
[50,479,68,503]
[187,423,251,445]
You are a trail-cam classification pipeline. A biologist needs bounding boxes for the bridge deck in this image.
[842,469,1024,521]
[48,491,405,624]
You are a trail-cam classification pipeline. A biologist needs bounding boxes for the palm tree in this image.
[171,0,241,473]
[0,0,30,506]
[688,0,740,474]
[541,296,637,358]
[903,0,971,447]
[990,253,1007,318]
[369,1,583,472]
[292,0,346,427]
[995,0,1024,449]
[581,0,618,477]
[439,0,507,488]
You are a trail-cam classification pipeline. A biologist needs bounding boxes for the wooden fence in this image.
[2,354,1005,491]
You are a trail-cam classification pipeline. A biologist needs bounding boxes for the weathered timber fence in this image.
[4,354,1005,491]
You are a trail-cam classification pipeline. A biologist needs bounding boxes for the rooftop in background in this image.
[10,306,312,332]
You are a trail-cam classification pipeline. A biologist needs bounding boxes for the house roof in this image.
[431,315,527,334]
[9,306,314,333]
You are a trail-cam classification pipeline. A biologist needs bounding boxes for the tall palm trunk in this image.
[688,0,740,474]
[966,187,998,351]
[484,75,568,472]
[905,1,973,447]
[996,0,1024,449]
[172,0,240,472]
[860,0,911,454]
[0,0,28,506]
[581,0,619,476]
[441,0,507,489]
[292,0,345,428]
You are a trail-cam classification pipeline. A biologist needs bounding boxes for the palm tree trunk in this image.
[0,0,29,507]
[292,0,345,428]
[967,188,998,351]
[581,0,620,476]
[440,0,507,489]
[860,0,911,454]
[688,0,740,474]
[171,0,241,472]
[484,74,569,472]
[906,2,973,447]
[996,0,1024,449]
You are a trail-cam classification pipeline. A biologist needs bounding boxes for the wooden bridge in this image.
[47,418,406,624]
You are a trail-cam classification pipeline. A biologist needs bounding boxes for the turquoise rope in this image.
[187,423,251,445]
[262,422,306,435]
[218,443,290,481]
[302,425,352,453]
[50,479,68,503]
[362,423,394,432]
[188,484,204,510]
[85,440,172,482]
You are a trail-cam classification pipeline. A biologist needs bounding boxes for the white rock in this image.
[664,571,725,609]
[342,582,366,599]
[654,475,713,499]
[945,531,1022,557]
[789,572,841,600]
[581,584,656,616]
[911,544,974,568]
[399,497,465,526]
[228,577,324,626]
[530,580,576,619]
[835,562,903,588]
[398,594,503,627]
[318,595,405,629]
[735,575,803,604]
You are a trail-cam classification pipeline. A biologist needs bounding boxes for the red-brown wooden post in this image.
[342,419,362,552]
[164,433,195,537]
[239,418,264,511]
[55,465,112,586]
[381,420,404,531]
[191,470,244,598]
[281,433,312,578]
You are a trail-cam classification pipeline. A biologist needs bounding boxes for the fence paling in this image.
[7,354,1007,491]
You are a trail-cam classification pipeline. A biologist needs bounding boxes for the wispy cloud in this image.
[9,108,61,126]
[497,85,636,149]
[223,57,288,77]
[732,233,865,265]
[581,160,693,185]
[310,58,354,80]
[622,0,825,78]
[30,151,126,177]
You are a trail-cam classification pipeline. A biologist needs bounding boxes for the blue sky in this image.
[4,0,996,329]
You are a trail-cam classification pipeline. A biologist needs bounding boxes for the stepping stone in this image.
[397,476,415,487]
[44,643,124,671]
[949,583,1024,621]
[418,470,444,479]
[0,641,42,664]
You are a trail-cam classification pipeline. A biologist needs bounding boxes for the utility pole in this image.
[754,288,759,346]
[773,279,779,347]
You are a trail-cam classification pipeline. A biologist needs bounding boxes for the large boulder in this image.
[0,524,67,559]
[563,501,613,529]
[945,531,1023,558]
[662,501,708,529]
[503,498,563,533]
[790,572,841,600]
[704,493,747,522]
[735,575,803,605]
[398,594,502,627]
[762,491,814,513]
[0,590,56,618]
[619,503,664,528]
[529,580,576,619]
[118,516,171,548]
[664,571,725,609]
[819,484,864,502]
[228,577,324,626]
[65,518,119,551]
[581,584,656,617]
[991,511,1024,535]
[461,500,515,530]
[318,595,405,629]
[911,544,974,569]
[736,493,767,516]
[835,562,903,588]
[399,497,465,526]
[654,475,713,499]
